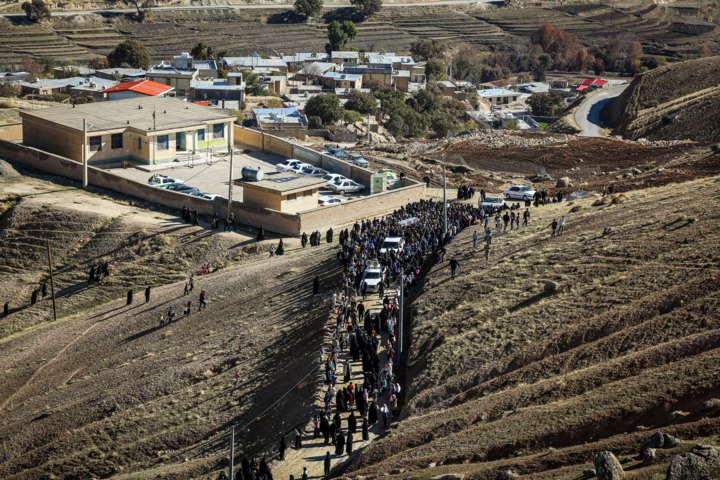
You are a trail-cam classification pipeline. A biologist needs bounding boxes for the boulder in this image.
[631,167,642,175]
[668,411,689,422]
[642,448,657,465]
[603,227,614,235]
[429,475,464,480]
[593,451,625,480]
[391,469,406,475]
[583,469,597,478]
[556,177,572,188]
[640,432,682,452]
[544,281,559,293]
[426,463,436,469]
[495,470,518,480]
[666,443,720,480]
[702,398,720,410]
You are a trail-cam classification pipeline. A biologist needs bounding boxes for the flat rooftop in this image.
[234,172,326,194]
[20,97,234,133]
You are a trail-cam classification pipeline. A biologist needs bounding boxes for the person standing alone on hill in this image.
[449,257,460,279]
[126,289,133,305]
[324,452,331,476]
[313,276,320,296]
[145,286,151,303]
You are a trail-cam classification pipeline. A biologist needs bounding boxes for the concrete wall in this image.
[297,180,426,232]
[0,123,23,142]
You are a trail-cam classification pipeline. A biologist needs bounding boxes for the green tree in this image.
[350,0,381,17]
[526,93,565,117]
[344,90,377,115]
[191,43,215,60]
[502,119,520,131]
[304,93,343,124]
[230,109,244,124]
[21,0,50,22]
[294,0,323,18]
[326,21,358,53]
[107,39,151,70]
[218,68,228,79]
[0,83,21,98]
[249,84,269,96]
[267,98,283,108]
[534,53,553,81]
[240,69,259,86]
[343,110,363,124]
[410,39,447,60]
[424,58,445,81]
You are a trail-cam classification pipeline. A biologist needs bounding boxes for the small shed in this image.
[234,172,326,213]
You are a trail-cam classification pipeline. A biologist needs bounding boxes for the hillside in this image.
[0,166,336,480]
[345,155,720,478]
[602,55,720,141]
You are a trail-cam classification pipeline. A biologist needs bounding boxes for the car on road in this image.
[318,196,344,207]
[287,163,314,175]
[480,195,506,209]
[503,185,536,200]
[276,159,304,173]
[300,166,328,178]
[202,193,226,201]
[362,260,388,292]
[348,154,369,167]
[168,184,199,193]
[380,236,404,255]
[148,174,184,188]
[328,179,365,194]
[188,191,206,197]
[323,173,348,186]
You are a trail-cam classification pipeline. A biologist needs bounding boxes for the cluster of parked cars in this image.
[147,175,224,201]
[275,159,367,197]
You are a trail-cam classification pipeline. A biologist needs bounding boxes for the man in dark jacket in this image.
[449,257,460,279]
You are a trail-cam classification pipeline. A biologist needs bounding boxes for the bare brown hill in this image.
[603,56,720,142]
[346,173,720,479]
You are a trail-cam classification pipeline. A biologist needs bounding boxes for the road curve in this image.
[574,85,627,137]
[1,0,492,17]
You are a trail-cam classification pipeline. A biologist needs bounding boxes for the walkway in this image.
[574,86,627,137]
[269,287,395,480]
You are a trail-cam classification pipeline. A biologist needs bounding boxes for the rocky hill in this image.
[603,56,720,142]
[346,164,720,478]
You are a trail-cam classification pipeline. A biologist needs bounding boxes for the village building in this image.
[234,172,325,213]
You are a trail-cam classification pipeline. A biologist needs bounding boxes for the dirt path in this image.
[269,290,395,480]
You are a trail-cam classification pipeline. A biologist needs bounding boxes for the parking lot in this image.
[105,145,369,207]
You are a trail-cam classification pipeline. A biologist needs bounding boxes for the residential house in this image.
[476,88,522,106]
[295,62,336,83]
[331,51,360,65]
[516,82,550,94]
[191,76,245,104]
[234,172,326,213]
[101,80,175,100]
[94,68,146,81]
[20,79,69,96]
[272,53,329,72]
[366,54,416,71]
[343,67,393,88]
[19,97,235,165]
[258,75,286,94]
[221,57,288,74]
[146,67,199,96]
[322,72,363,90]
[251,107,307,140]
[64,76,118,100]
[334,88,371,99]
[581,78,609,89]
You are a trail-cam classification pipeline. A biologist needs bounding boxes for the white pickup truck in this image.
[362,260,388,292]
[148,174,185,188]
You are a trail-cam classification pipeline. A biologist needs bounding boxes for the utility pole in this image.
[82,118,88,189]
[227,148,234,218]
[397,272,403,369]
[229,426,235,480]
[443,165,447,235]
[46,240,57,322]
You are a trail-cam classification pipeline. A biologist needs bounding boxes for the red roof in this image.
[102,80,174,96]
[581,78,608,86]
[193,101,211,106]
[576,85,589,91]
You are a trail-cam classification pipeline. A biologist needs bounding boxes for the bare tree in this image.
[303,63,324,85]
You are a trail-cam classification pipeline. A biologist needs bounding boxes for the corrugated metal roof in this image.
[102,80,174,96]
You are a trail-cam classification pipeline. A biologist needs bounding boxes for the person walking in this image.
[449,257,460,279]
[313,276,320,296]
[31,290,37,306]
[279,436,287,461]
[42,281,48,299]
[294,428,302,449]
[270,244,275,258]
[301,467,308,480]
[523,208,530,227]
[4,302,9,318]
[324,452,331,476]
[378,281,385,299]
[199,290,207,310]
[558,216,566,235]
[502,212,510,232]
[473,230,478,248]
[184,283,189,296]
[189,276,194,292]
[126,289,133,305]
[549,219,558,238]
[145,286,151,303]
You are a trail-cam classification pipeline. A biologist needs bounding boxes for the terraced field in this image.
[0,26,94,65]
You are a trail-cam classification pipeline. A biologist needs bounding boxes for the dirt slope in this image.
[0,171,341,480]
[345,174,720,479]
[602,56,720,141]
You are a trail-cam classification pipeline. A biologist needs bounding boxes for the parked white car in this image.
[318,196,344,207]
[328,179,365,194]
[323,173,348,186]
[480,195,506,209]
[148,174,185,188]
[362,261,388,292]
[503,185,536,200]
[300,166,328,178]
[287,163,314,174]
[276,159,304,173]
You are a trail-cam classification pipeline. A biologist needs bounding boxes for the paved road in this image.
[574,85,627,137]
[1,0,491,17]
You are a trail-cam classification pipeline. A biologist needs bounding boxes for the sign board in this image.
[370,174,386,195]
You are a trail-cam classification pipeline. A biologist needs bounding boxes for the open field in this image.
[345,172,720,480]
